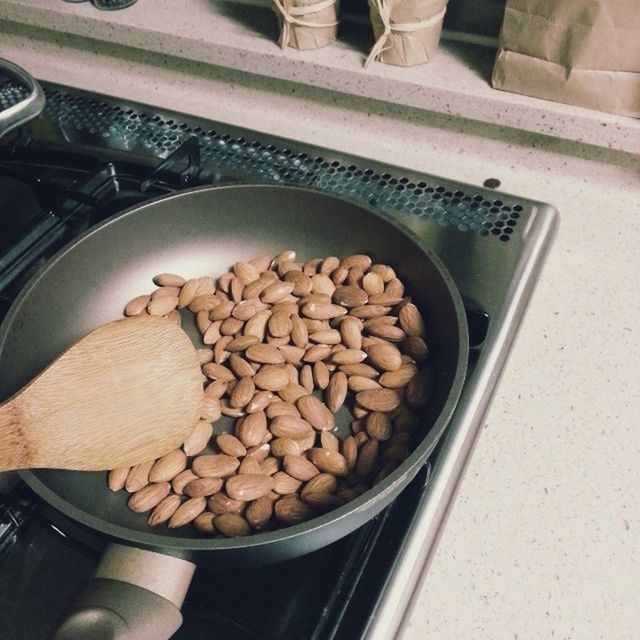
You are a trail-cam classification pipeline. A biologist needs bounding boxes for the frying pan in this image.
[0,185,468,639]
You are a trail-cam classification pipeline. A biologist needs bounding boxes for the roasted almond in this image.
[405,368,433,410]
[283,454,320,481]
[168,497,207,527]
[245,343,285,364]
[272,471,303,495]
[183,420,213,456]
[246,496,273,530]
[148,494,182,526]
[301,302,347,320]
[108,466,130,492]
[270,415,315,440]
[355,388,402,412]
[148,450,187,483]
[215,513,251,537]
[400,336,429,361]
[365,342,403,371]
[254,365,290,391]
[325,371,348,413]
[128,482,171,513]
[124,294,151,317]
[184,476,224,498]
[297,395,335,431]
[171,469,198,495]
[308,448,348,476]
[207,492,245,515]
[274,494,314,525]
[192,454,240,478]
[226,474,275,501]
[235,410,269,447]
[365,412,392,441]
[193,511,217,534]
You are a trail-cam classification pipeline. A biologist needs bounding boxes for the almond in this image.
[226,474,275,501]
[124,294,151,317]
[108,466,130,492]
[379,364,418,388]
[250,255,273,273]
[192,454,240,478]
[176,279,199,308]
[230,376,256,408]
[380,443,411,467]
[348,376,382,392]
[226,335,260,352]
[331,265,349,285]
[128,482,171,513]
[400,336,429,361]
[246,390,274,413]
[302,492,341,511]
[271,438,302,457]
[234,261,260,284]
[220,317,244,336]
[365,342,402,371]
[235,410,268,447]
[300,364,314,392]
[193,511,217,534]
[283,454,320,481]
[355,440,379,479]
[246,343,285,364]
[171,469,198,495]
[331,348,367,365]
[405,368,433,409]
[246,496,273,530]
[310,273,336,296]
[230,276,245,302]
[367,324,406,343]
[325,371,348,412]
[203,379,227,400]
[244,309,272,340]
[274,494,314,525]
[313,361,330,390]
[301,473,338,499]
[279,345,305,365]
[197,309,214,335]
[319,256,340,274]
[195,275,216,296]
[213,334,232,364]
[229,354,256,378]
[265,401,301,419]
[202,362,235,381]
[148,450,187,483]
[365,412,392,441]
[147,295,179,316]
[197,348,214,366]
[259,456,279,476]
[220,398,244,418]
[183,420,213,456]
[168,497,207,527]
[309,329,341,344]
[272,471,303,495]
[254,365,290,391]
[301,302,347,320]
[342,435,358,471]
[239,457,262,475]
[303,344,332,363]
[270,415,315,440]
[207,492,245,515]
[148,494,182,526]
[277,383,309,403]
[261,280,295,303]
[362,272,385,295]
[297,395,335,431]
[398,302,425,337]
[289,314,308,348]
[333,286,368,308]
[215,513,251,537]
[385,278,405,297]
[284,270,313,296]
[355,388,402,412]
[184,476,224,498]
[201,397,222,422]
[350,305,391,319]
[308,448,348,476]
[216,433,247,457]
[339,317,363,350]
[339,362,379,378]
[341,254,371,271]
[320,431,339,451]
[268,311,292,338]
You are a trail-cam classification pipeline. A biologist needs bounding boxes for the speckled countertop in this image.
[1,1,639,638]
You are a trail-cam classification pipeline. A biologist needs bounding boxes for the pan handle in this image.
[51,544,195,640]
[0,58,46,139]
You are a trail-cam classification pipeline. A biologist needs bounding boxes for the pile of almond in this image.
[108,252,432,537]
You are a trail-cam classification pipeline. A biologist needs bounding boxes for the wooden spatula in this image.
[0,316,202,472]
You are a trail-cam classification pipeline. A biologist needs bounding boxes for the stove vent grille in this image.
[1,84,523,241]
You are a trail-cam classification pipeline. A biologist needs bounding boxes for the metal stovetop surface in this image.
[0,82,558,639]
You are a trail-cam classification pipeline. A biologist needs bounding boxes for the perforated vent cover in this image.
[1,84,523,241]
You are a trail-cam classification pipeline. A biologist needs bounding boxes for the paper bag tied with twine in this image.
[272,0,340,50]
[492,0,640,118]
[365,0,447,68]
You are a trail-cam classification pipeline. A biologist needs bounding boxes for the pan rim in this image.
[1,183,468,554]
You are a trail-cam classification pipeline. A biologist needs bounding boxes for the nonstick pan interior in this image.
[0,185,468,564]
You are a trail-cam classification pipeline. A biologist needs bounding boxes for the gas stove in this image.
[0,80,557,639]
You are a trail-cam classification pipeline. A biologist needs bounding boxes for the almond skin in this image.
[226,474,275,501]
[297,395,335,431]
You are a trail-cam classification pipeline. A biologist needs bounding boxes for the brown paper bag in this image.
[365,0,447,68]
[272,0,340,50]
[492,0,640,117]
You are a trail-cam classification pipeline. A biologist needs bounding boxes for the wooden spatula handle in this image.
[0,397,28,471]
